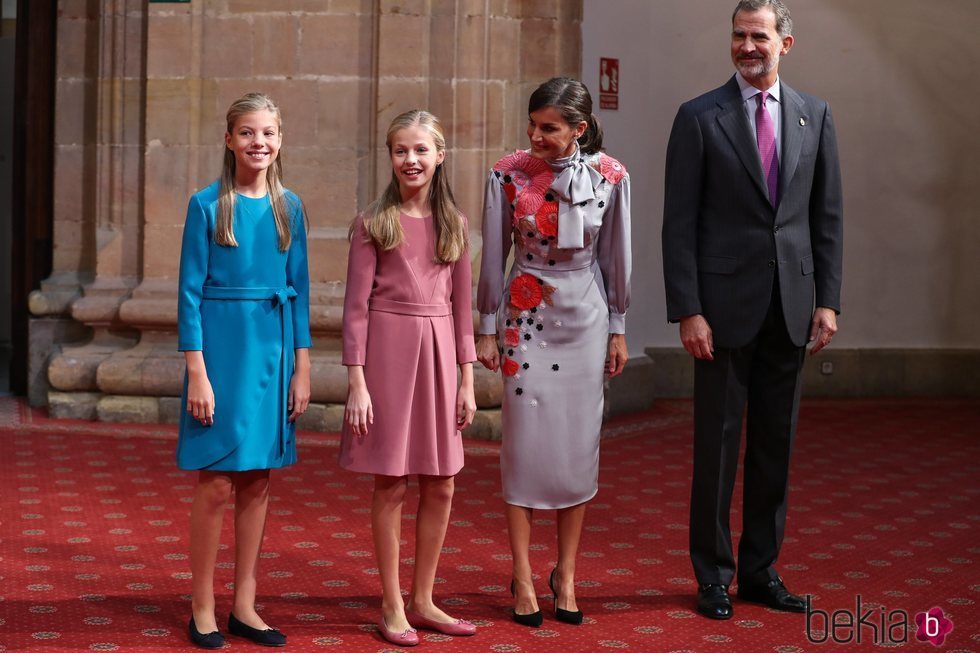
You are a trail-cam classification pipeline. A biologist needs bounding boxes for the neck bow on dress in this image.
[547,151,604,249]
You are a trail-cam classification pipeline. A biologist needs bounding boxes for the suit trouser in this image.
[689,287,806,587]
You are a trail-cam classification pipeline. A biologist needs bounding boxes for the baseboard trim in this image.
[643,347,980,397]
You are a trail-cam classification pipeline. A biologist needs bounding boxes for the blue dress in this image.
[176,181,311,471]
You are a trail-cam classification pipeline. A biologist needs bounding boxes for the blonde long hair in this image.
[357,109,467,263]
[217,92,294,251]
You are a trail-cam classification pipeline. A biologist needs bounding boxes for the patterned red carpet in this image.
[2,397,978,652]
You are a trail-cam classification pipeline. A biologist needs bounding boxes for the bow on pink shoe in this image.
[378,617,419,647]
[405,609,476,636]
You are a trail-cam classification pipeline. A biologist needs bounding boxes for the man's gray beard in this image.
[737,57,777,79]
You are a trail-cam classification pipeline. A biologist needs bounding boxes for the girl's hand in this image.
[345,366,373,436]
[186,369,215,426]
[476,334,499,372]
[288,349,311,422]
[605,334,628,378]
[456,363,476,429]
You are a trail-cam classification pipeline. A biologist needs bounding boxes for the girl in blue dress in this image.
[176,92,311,649]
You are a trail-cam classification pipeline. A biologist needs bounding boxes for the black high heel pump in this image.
[510,579,543,627]
[549,567,584,625]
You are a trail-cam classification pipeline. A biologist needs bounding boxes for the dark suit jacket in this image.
[662,76,843,348]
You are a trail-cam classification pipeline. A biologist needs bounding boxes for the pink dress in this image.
[339,213,477,476]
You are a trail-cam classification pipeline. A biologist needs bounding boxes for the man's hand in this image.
[680,314,714,361]
[808,307,838,355]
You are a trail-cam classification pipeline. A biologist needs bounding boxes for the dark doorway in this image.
[5,0,56,395]
[1,0,15,393]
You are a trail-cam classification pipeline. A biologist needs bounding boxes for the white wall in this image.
[583,0,980,349]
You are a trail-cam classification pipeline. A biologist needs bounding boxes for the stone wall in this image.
[30,0,586,435]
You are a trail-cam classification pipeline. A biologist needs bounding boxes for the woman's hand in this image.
[185,351,215,426]
[345,366,373,436]
[456,363,476,429]
[476,334,499,372]
[605,334,628,378]
[288,348,311,422]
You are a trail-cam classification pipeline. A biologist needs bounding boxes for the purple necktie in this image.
[756,91,779,207]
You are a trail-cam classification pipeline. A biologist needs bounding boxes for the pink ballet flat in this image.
[378,617,419,647]
[405,609,476,636]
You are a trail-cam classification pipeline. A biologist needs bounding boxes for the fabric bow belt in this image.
[201,285,297,457]
[202,285,297,303]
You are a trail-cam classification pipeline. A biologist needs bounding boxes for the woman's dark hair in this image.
[528,77,604,155]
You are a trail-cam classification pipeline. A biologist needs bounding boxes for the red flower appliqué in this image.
[504,328,520,347]
[598,153,627,185]
[501,357,520,377]
[503,182,517,204]
[508,273,543,310]
[494,150,554,217]
[535,201,559,238]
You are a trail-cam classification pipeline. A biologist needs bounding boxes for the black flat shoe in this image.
[737,577,806,613]
[510,579,543,628]
[228,612,287,647]
[188,617,224,649]
[696,583,733,620]
[549,567,584,625]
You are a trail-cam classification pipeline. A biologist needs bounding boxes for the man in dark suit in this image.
[661,0,843,620]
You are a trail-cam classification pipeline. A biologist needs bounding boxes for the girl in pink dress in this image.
[340,110,478,646]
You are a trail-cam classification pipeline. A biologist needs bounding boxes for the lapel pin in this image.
[800,117,806,126]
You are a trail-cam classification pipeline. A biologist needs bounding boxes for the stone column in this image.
[34,0,146,418]
[26,0,97,410]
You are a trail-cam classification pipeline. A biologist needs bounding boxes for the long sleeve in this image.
[662,103,705,322]
[286,199,312,348]
[476,172,513,334]
[177,194,209,351]
[596,173,632,334]
[341,216,377,366]
[451,226,477,363]
[809,103,844,313]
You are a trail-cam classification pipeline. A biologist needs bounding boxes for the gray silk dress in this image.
[477,147,631,509]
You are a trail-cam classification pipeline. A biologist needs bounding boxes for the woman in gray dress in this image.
[476,77,631,626]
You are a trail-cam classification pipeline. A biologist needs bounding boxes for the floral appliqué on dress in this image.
[500,273,557,381]
[494,150,554,220]
[492,150,626,397]
[596,153,627,185]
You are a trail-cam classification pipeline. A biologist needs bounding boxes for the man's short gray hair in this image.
[732,0,793,37]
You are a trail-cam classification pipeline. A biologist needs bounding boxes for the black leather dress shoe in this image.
[696,584,733,620]
[228,612,287,647]
[737,578,806,612]
[188,617,224,649]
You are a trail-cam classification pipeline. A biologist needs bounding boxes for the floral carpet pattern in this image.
[1,397,978,651]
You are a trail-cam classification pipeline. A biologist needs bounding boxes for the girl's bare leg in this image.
[189,471,234,632]
[373,475,410,632]
[406,475,457,622]
[231,469,273,629]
